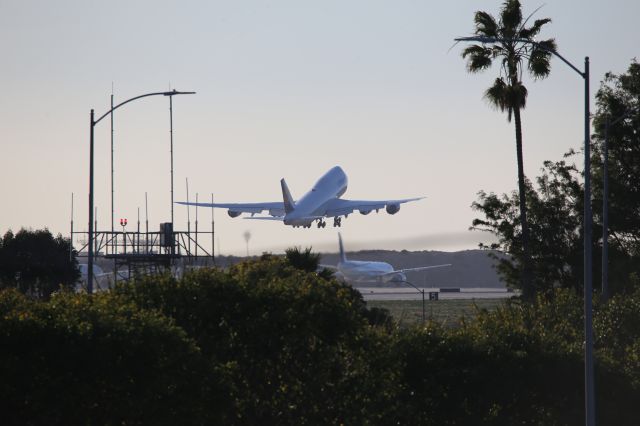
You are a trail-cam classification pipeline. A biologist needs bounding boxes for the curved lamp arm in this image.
[94,90,196,125]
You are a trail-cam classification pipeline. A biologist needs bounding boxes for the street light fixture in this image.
[454,36,594,426]
[87,89,195,294]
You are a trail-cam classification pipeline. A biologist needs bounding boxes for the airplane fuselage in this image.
[283,166,348,226]
[337,260,406,283]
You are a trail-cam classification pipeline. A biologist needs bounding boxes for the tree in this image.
[471,59,640,297]
[0,228,79,298]
[460,0,556,300]
[472,158,585,294]
[591,60,640,294]
[0,289,218,426]
[114,256,397,424]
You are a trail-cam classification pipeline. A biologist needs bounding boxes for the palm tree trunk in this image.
[513,106,533,300]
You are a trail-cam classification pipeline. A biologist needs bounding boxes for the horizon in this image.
[2,1,638,256]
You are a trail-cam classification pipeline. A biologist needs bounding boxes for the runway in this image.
[356,287,516,301]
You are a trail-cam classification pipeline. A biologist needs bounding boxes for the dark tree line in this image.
[0,229,79,298]
[1,252,639,425]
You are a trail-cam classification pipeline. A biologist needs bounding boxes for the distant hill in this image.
[215,249,507,289]
[319,249,506,288]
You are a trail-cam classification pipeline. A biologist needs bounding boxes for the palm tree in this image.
[460,0,556,300]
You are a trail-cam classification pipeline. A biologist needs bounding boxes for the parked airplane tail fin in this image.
[280,178,295,214]
[338,232,347,263]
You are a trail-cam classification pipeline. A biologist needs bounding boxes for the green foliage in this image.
[114,255,396,424]
[591,60,640,293]
[0,228,79,298]
[391,290,639,425]
[4,252,640,425]
[472,159,585,293]
[472,59,640,296]
[284,246,320,272]
[595,287,640,388]
[461,0,556,120]
[0,288,218,426]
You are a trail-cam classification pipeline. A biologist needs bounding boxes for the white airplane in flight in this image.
[322,233,452,284]
[177,166,424,228]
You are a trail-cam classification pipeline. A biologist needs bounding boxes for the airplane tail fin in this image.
[338,232,347,263]
[280,178,295,214]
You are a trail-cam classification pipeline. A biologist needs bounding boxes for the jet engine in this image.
[386,204,400,215]
[227,210,242,218]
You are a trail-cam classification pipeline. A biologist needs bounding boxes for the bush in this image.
[0,289,220,426]
[114,255,399,424]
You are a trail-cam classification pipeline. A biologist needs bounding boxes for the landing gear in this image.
[317,219,327,228]
[333,217,342,227]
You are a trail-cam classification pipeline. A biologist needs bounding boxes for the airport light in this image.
[87,90,195,294]
[455,36,594,426]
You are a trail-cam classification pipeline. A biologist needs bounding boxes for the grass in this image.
[366,298,506,328]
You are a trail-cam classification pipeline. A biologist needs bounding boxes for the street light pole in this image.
[583,58,595,426]
[87,89,195,294]
[88,109,95,293]
[454,36,594,426]
[402,280,426,323]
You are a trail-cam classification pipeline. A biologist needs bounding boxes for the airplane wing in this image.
[381,263,452,277]
[176,201,285,217]
[322,197,425,217]
[243,216,284,221]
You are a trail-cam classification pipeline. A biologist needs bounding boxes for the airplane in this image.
[177,166,424,228]
[321,233,451,284]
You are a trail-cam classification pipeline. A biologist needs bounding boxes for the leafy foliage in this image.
[472,60,640,296]
[472,158,585,293]
[4,252,640,425]
[461,0,556,121]
[590,60,640,293]
[114,255,397,424]
[0,228,79,298]
[0,289,217,426]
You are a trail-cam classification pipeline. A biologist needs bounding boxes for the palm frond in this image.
[485,77,509,113]
[500,0,523,38]
[520,18,552,39]
[462,44,493,72]
[484,78,528,122]
[527,38,556,79]
[518,4,546,34]
[474,11,498,37]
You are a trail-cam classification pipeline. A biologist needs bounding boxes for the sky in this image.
[1,1,639,256]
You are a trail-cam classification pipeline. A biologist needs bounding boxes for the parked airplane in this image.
[177,166,424,228]
[321,233,451,284]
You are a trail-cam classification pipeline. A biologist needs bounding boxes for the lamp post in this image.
[602,109,636,301]
[87,89,195,294]
[455,36,594,426]
[401,280,425,323]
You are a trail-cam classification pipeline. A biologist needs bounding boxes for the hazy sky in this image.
[1,1,638,256]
